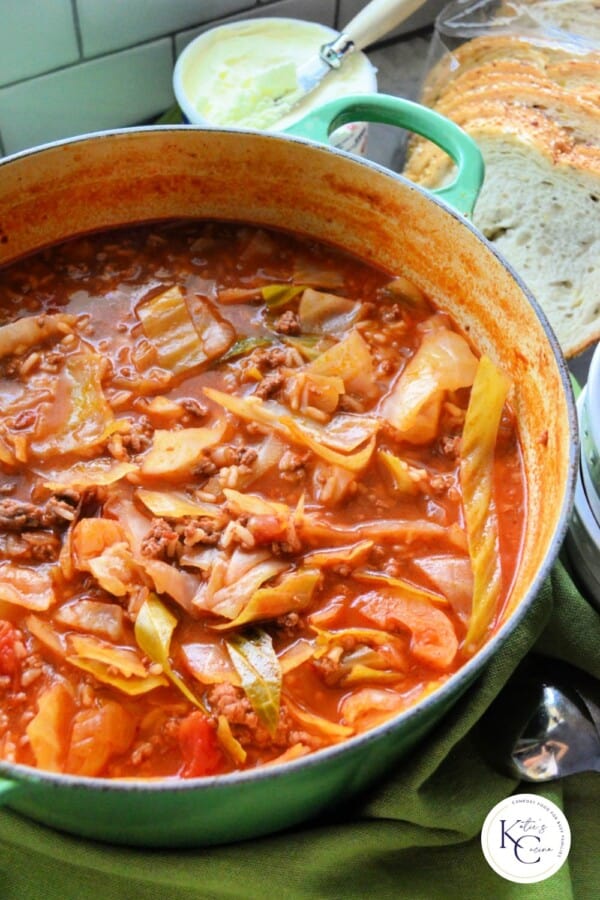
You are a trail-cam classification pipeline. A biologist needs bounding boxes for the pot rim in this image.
[0,123,579,795]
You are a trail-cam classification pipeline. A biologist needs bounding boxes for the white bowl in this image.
[173,18,378,155]
[581,343,600,515]
[565,391,600,611]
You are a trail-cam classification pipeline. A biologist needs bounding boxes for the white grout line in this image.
[70,0,85,59]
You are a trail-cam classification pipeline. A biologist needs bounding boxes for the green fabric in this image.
[1,559,598,900]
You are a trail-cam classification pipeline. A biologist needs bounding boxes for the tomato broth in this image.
[0,221,526,779]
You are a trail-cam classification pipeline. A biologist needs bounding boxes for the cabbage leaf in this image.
[261,284,305,309]
[377,450,422,495]
[0,562,56,611]
[31,352,122,458]
[206,559,289,620]
[307,329,377,398]
[284,695,353,739]
[460,355,511,653]
[44,460,137,492]
[212,567,320,630]
[136,488,222,520]
[137,286,233,374]
[0,313,76,359]
[135,594,205,709]
[204,387,376,472]
[379,327,478,443]
[66,634,168,696]
[140,423,225,480]
[298,288,360,333]
[26,682,75,772]
[353,568,448,606]
[302,540,373,569]
[226,629,282,735]
[216,714,247,763]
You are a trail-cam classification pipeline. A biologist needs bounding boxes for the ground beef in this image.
[236,446,258,467]
[0,496,78,532]
[0,530,61,562]
[206,683,255,728]
[121,416,154,454]
[206,683,319,751]
[248,345,301,371]
[254,370,285,399]
[209,445,258,469]
[271,540,297,557]
[0,621,24,679]
[180,397,208,419]
[0,499,46,531]
[273,310,301,335]
[312,655,347,687]
[278,449,309,482]
[44,493,80,524]
[192,457,218,478]
[180,517,224,547]
[140,519,179,560]
[274,611,303,637]
[141,515,227,558]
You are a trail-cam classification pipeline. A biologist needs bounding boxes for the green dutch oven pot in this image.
[0,94,577,847]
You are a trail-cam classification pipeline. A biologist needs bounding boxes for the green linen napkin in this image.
[1,558,598,900]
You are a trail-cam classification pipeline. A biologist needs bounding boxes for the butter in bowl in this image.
[173,18,378,155]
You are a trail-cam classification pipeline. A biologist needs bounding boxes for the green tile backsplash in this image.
[0,0,336,155]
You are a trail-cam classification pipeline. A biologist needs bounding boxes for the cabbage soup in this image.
[0,221,526,779]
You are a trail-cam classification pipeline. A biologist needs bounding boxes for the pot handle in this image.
[283,94,484,218]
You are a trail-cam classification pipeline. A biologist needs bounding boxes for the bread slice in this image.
[436,86,600,142]
[405,25,600,356]
[429,58,600,107]
[404,100,599,186]
[420,35,574,106]
[468,126,600,357]
[547,58,600,102]
[405,114,600,356]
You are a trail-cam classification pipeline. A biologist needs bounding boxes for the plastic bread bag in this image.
[402,0,600,360]
[420,0,600,107]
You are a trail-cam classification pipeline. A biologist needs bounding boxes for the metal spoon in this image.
[481,658,600,781]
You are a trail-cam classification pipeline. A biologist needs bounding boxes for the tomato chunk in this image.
[178,712,225,778]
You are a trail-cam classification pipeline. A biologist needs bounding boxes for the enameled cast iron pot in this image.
[0,95,577,847]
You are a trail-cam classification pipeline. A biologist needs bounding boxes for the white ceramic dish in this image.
[173,18,377,155]
[565,390,600,611]
[581,344,600,515]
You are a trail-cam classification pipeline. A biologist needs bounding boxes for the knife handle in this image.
[343,0,429,51]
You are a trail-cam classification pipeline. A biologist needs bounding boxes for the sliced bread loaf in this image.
[464,125,600,356]
[405,30,600,357]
